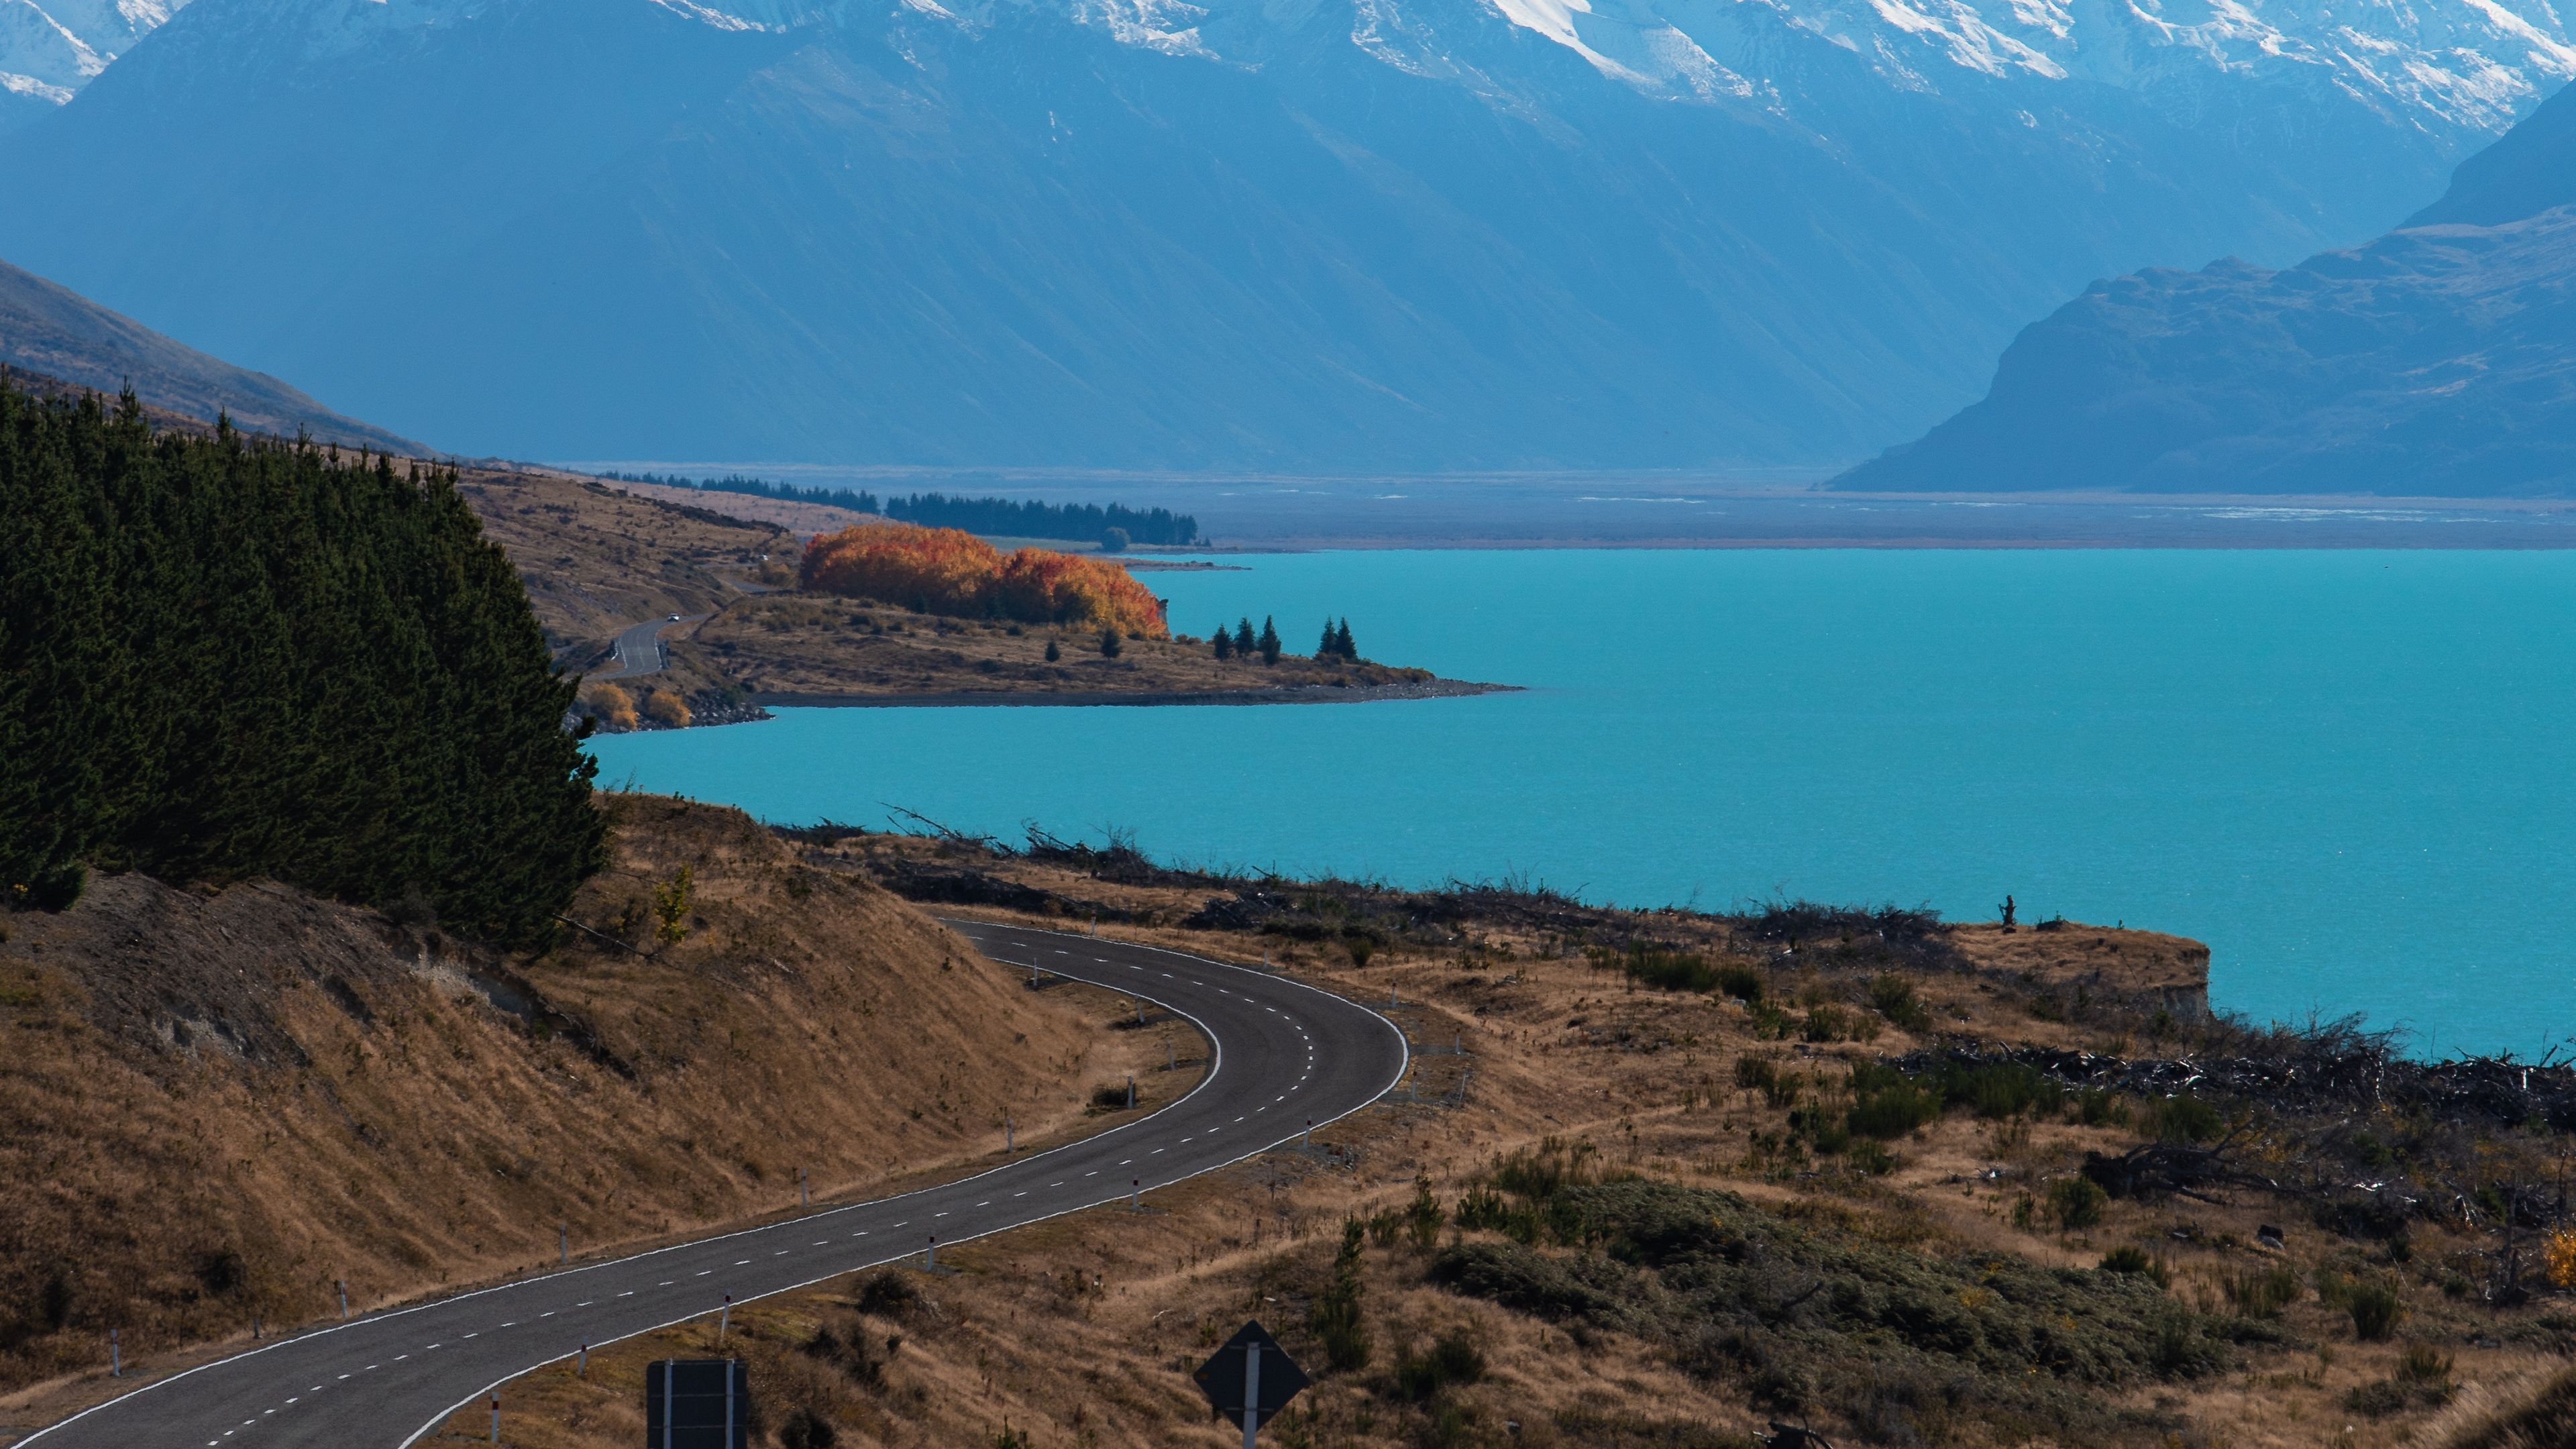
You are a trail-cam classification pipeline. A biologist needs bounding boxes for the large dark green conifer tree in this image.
[0,382,604,944]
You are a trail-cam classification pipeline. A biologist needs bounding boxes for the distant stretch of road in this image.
[20,923,1408,1449]
[588,614,704,682]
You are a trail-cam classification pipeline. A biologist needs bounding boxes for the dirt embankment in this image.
[0,797,1154,1406]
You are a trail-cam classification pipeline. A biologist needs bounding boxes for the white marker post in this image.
[578,1343,588,1378]
[337,1280,349,1320]
[1005,1116,1014,1155]
[1131,1178,1141,1212]
[718,1293,731,1344]
[1241,1338,1262,1449]
[559,1224,568,1265]
[109,1328,119,1379]
[800,1167,809,1210]
[489,1393,500,1443]
[1126,1074,1135,1110]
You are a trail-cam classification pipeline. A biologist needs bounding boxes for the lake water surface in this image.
[590,549,2575,1058]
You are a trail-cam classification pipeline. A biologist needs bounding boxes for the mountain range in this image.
[1,0,2569,470]
[0,255,422,452]
[1839,77,2576,494]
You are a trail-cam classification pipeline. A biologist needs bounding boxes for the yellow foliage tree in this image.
[642,689,693,729]
[2546,1228,2576,1289]
[582,683,639,732]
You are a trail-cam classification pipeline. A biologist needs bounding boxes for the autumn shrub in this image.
[2545,1228,2576,1289]
[801,524,1166,635]
[583,683,639,732]
[641,688,692,728]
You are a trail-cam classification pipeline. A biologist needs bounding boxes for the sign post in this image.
[645,1359,750,1449]
[1193,1322,1310,1448]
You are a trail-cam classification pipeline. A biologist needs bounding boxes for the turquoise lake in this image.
[590,549,2575,1058]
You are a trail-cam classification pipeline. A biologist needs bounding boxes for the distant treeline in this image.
[600,471,1199,547]
[2,384,604,944]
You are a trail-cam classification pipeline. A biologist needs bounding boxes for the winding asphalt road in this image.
[21,921,1407,1448]
[589,615,705,682]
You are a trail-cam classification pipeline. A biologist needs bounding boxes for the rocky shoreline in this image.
[746,678,1515,710]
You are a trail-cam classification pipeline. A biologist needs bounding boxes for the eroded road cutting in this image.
[22,921,1407,1448]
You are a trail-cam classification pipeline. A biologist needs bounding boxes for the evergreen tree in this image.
[1316,619,1338,661]
[1336,618,1357,659]
[1044,638,1061,662]
[1212,625,1233,660]
[0,380,604,944]
[1234,618,1256,656]
[1257,616,1282,665]
[1098,628,1122,658]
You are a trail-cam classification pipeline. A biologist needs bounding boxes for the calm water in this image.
[590,549,2576,1058]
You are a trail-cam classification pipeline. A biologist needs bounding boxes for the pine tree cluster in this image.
[1,384,606,945]
[1313,617,1357,661]
[1208,616,1286,664]
[596,474,1199,548]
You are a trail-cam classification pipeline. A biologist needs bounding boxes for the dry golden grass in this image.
[0,798,1166,1425]
[450,464,790,661]
[679,596,1448,702]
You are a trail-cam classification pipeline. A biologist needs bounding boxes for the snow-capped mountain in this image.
[0,0,186,125]
[0,0,2566,468]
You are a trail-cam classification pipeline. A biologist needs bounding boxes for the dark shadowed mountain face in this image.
[0,256,421,453]
[0,0,2565,470]
[1837,83,2576,496]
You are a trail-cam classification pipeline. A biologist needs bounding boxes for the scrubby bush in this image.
[2149,1094,2225,1143]
[2098,1247,2167,1285]
[1845,1063,1941,1140]
[2222,1262,2301,1318]
[2049,1176,2108,1230]
[1868,974,1933,1030]
[2347,1280,2404,1341]
[1311,1221,1373,1372]
[1429,1179,2235,1446]
[1392,1330,1486,1401]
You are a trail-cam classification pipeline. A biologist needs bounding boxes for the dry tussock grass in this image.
[0,796,1153,1413]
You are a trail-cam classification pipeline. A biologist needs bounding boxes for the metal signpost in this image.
[1193,1321,1311,1449]
[644,1358,751,1449]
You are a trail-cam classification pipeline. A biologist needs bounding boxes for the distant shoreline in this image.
[749,678,1515,710]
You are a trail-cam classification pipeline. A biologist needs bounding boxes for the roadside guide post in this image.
[1193,1321,1310,1449]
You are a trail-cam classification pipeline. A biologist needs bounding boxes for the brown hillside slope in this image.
[0,797,1142,1399]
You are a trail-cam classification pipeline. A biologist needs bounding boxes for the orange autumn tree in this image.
[801,524,1167,637]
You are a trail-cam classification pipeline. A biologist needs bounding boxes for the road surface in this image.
[19,922,1407,1448]
[588,615,703,682]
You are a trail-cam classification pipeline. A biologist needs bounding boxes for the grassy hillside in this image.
[0,798,1164,1405]
[403,829,2576,1449]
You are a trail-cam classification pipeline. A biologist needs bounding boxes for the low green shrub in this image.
[1428,1179,2236,1446]
[2348,1280,2404,1341]
[2222,1262,2301,1318]
[1868,974,1933,1030]
[1391,1330,1487,1401]
[2049,1176,2108,1230]
[2098,1246,2166,1285]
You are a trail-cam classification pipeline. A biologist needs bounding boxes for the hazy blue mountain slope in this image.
[0,256,421,452]
[1837,82,2576,495]
[0,0,2566,468]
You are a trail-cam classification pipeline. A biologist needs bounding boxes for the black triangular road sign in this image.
[1193,1320,1310,1430]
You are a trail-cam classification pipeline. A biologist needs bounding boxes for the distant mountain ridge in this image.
[0,256,423,453]
[3,0,2570,468]
[1836,81,2576,496]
